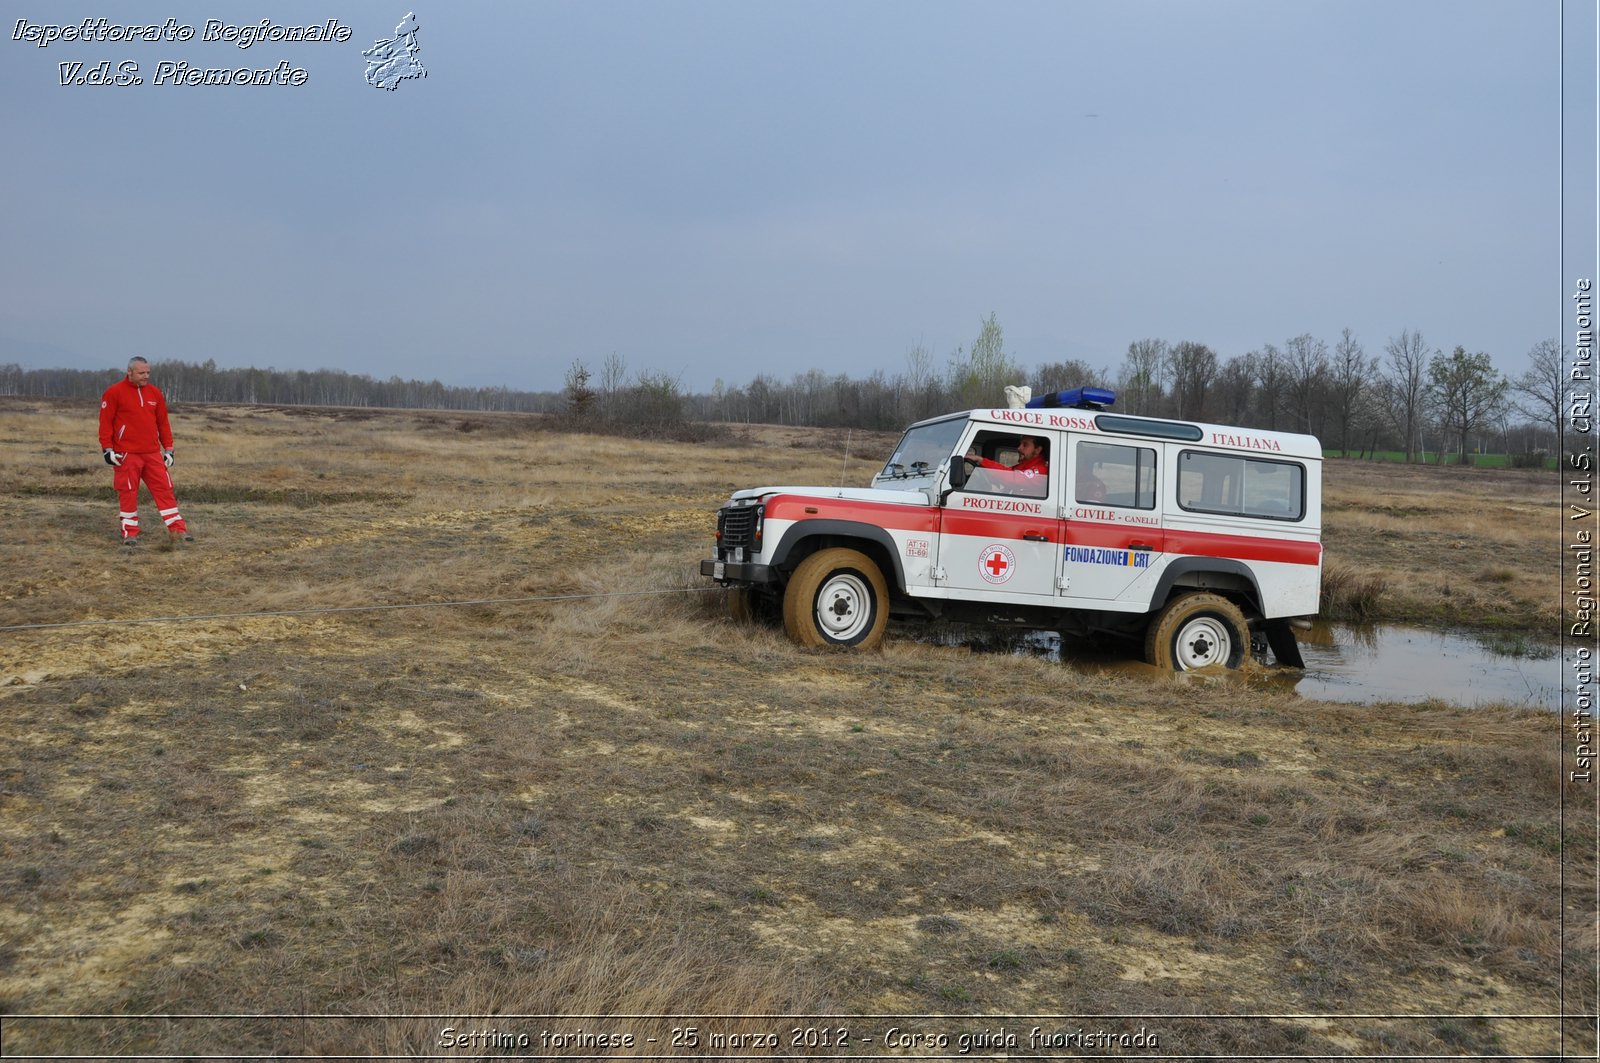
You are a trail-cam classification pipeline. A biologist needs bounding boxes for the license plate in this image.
[713,561,725,579]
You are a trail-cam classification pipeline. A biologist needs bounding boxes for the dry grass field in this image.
[0,397,1591,1058]
[1319,459,1565,633]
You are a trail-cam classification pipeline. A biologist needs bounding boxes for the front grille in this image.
[719,505,758,551]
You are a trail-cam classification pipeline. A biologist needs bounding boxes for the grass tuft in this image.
[1320,561,1385,621]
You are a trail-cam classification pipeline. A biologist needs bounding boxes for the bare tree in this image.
[1121,338,1167,415]
[1029,358,1103,397]
[1212,355,1255,426]
[1247,344,1286,430]
[1282,333,1329,434]
[563,359,595,418]
[1166,340,1218,421]
[1328,328,1376,456]
[625,368,687,430]
[1510,338,1568,447]
[903,340,943,422]
[1427,346,1504,464]
[1382,329,1430,462]
[746,374,777,424]
[599,352,628,419]
[905,340,935,392]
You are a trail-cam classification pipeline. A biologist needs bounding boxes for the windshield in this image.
[878,417,966,482]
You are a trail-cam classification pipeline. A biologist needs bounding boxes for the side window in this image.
[1177,451,1305,520]
[1078,441,1156,508]
[963,430,1051,499]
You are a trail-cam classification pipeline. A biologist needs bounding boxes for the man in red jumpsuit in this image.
[973,434,1048,476]
[98,356,191,545]
[965,434,1049,490]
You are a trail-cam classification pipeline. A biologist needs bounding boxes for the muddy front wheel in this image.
[782,548,889,650]
[1145,592,1248,671]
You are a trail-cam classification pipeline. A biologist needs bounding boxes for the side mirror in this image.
[947,457,967,491]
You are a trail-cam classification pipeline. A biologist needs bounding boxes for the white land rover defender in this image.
[701,388,1322,670]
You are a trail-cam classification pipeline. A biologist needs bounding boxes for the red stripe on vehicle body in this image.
[1064,523,1161,550]
[764,495,939,533]
[1160,528,1321,567]
[1069,521,1319,566]
[763,495,1320,566]
[940,511,1058,540]
[768,496,1052,541]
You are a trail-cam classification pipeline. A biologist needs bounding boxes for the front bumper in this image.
[700,559,775,585]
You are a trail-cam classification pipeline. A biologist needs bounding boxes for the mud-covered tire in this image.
[782,548,889,650]
[1145,592,1249,671]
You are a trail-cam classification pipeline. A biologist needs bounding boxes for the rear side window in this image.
[1078,441,1156,508]
[1177,451,1304,521]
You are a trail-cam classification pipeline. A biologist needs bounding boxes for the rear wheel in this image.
[1145,592,1249,671]
[782,548,889,650]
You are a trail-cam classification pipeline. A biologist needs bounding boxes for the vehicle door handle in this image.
[1023,532,1049,542]
[1128,541,1154,551]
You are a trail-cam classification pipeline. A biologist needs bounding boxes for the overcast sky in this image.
[2,1,1595,394]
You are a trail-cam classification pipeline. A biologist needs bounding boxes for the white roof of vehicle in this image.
[917,407,1324,462]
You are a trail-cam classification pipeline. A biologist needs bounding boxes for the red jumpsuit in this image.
[978,454,1048,476]
[975,454,1049,494]
[99,378,187,539]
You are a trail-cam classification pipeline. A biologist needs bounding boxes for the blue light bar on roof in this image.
[1027,387,1115,410]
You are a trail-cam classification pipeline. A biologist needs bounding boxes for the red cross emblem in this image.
[979,544,1015,585]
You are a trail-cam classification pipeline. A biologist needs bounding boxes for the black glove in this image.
[103,448,124,467]
[162,449,174,468]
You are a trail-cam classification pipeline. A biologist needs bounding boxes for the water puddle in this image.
[913,621,1566,709]
[1291,621,1564,709]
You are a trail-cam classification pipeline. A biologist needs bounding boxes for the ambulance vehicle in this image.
[701,388,1321,670]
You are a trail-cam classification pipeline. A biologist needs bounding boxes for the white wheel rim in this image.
[1174,615,1232,669]
[816,572,872,642]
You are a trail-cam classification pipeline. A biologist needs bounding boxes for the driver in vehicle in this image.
[966,434,1048,475]
[963,434,1049,496]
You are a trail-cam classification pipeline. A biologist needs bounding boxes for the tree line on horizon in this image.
[0,359,543,414]
[571,314,1566,463]
[0,315,1572,463]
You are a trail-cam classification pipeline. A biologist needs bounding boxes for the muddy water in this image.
[1291,621,1564,709]
[921,622,1566,709]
